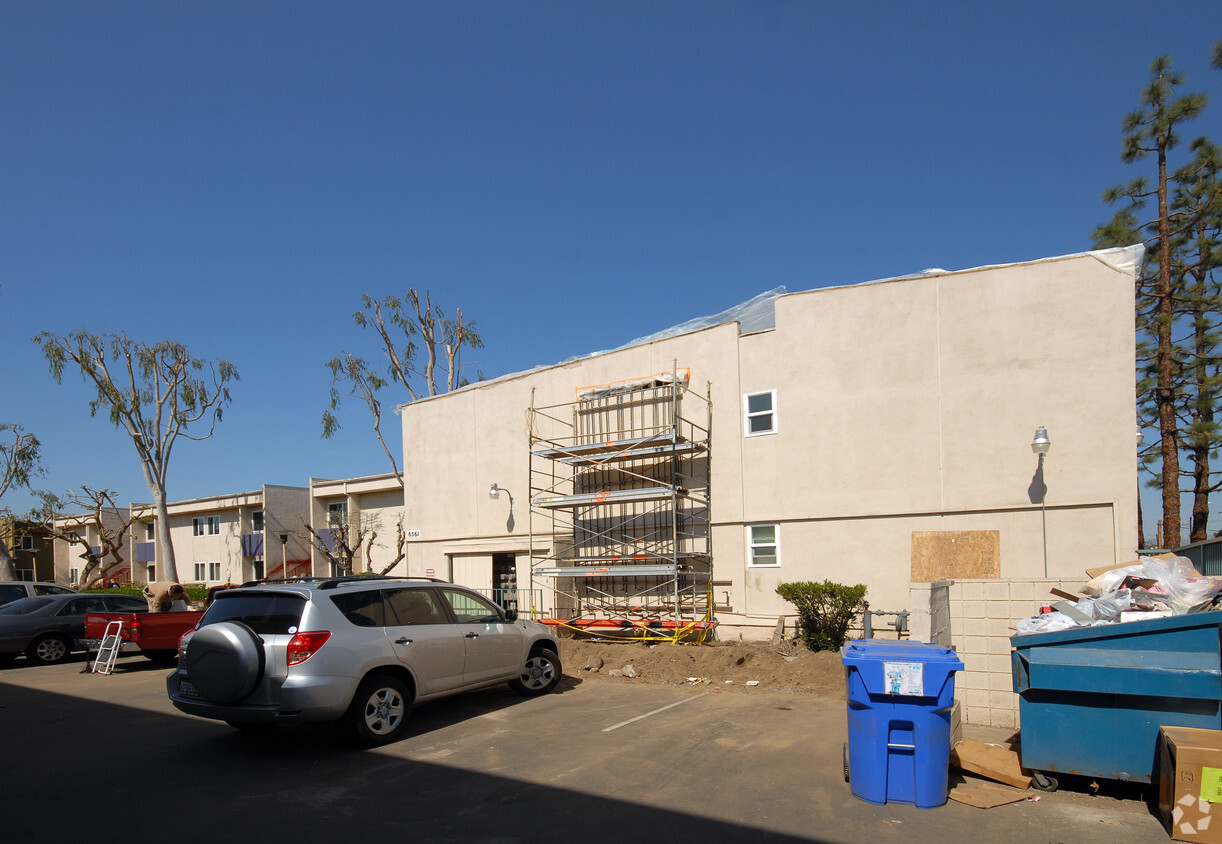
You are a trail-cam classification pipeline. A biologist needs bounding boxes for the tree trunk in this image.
[1155,128,1182,546]
[150,486,179,583]
[0,538,16,580]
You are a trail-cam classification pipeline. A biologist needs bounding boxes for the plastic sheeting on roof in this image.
[561,285,786,365]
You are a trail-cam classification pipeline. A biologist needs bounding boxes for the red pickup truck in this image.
[84,610,204,664]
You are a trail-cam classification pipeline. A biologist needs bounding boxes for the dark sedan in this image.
[0,593,149,666]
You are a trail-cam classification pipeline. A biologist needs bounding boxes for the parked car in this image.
[167,576,562,746]
[0,593,149,665]
[0,581,78,607]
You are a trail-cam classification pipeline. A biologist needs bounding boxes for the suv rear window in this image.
[202,593,306,635]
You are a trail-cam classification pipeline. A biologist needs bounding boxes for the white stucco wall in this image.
[399,249,1139,639]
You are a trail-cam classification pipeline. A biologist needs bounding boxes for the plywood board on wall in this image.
[912,530,1000,581]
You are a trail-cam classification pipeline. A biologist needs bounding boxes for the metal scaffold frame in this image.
[528,365,713,641]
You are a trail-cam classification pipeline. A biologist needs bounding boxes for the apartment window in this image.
[744,390,777,436]
[147,565,156,581]
[145,521,155,541]
[192,516,221,536]
[252,510,264,532]
[195,561,222,581]
[747,524,780,567]
[69,567,79,584]
[327,501,349,524]
[67,531,81,542]
[18,536,34,551]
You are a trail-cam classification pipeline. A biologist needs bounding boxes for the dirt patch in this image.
[556,636,846,698]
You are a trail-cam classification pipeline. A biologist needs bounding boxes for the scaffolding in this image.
[528,367,713,641]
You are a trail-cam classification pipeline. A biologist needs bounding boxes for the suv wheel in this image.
[509,648,561,696]
[183,621,265,704]
[345,673,411,747]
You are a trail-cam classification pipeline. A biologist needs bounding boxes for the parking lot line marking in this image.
[601,692,710,732]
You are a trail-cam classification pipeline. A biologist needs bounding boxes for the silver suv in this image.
[166,577,561,746]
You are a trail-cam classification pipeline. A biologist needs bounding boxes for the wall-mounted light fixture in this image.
[1031,426,1050,576]
[489,483,515,532]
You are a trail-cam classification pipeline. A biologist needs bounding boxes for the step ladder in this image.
[91,621,124,675]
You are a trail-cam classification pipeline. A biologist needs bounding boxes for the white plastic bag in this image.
[1016,611,1082,636]
[1141,555,1222,613]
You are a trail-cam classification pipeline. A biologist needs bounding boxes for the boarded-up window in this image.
[911,531,1001,581]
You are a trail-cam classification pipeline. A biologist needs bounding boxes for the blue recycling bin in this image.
[842,639,964,808]
[1012,610,1222,785]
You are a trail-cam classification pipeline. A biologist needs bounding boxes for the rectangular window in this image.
[208,561,221,581]
[67,531,81,542]
[192,516,221,536]
[18,536,34,551]
[147,565,155,581]
[252,510,264,532]
[145,521,155,541]
[70,567,79,584]
[327,501,349,524]
[747,524,780,567]
[744,390,777,436]
[194,562,207,581]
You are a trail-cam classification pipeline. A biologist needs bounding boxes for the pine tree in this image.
[1092,54,1209,546]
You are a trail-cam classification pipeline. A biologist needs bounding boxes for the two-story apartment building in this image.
[396,247,1142,639]
[309,473,406,576]
[132,485,311,585]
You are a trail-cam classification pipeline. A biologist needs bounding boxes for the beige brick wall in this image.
[910,577,1080,730]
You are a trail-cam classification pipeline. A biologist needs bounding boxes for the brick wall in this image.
[909,577,1080,730]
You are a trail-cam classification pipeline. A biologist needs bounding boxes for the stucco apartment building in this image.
[309,473,406,577]
[127,485,312,586]
[397,247,1142,640]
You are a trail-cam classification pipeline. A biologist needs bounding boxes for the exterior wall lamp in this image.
[489,484,514,531]
[1031,427,1050,576]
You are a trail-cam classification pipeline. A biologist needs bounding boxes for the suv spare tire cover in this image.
[184,621,266,704]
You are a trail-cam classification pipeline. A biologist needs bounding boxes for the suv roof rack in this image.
[316,575,449,590]
[238,577,326,587]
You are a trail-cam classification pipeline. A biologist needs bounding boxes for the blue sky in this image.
[2,2,1220,531]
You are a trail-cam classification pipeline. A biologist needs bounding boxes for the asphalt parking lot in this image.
[1,655,1165,844]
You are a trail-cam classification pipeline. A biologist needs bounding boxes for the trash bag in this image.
[1077,588,1132,621]
[1081,564,1144,598]
[1016,611,1084,635]
[1140,555,1222,614]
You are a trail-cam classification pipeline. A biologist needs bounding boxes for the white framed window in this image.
[67,531,81,542]
[208,561,221,581]
[192,516,221,536]
[194,562,207,581]
[747,524,780,567]
[147,565,156,581]
[744,390,777,436]
[18,536,34,551]
[252,510,264,532]
[327,501,349,524]
[70,567,79,584]
[145,521,155,541]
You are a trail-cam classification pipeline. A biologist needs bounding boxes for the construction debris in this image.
[950,739,1032,790]
[1016,554,1222,636]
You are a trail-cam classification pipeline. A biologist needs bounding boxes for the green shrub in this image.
[776,580,867,652]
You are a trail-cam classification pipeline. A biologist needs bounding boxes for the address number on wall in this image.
[406,529,422,538]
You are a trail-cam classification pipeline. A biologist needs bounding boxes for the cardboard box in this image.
[1160,726,1222,843]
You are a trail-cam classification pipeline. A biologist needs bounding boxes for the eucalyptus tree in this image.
[0,424,43,580]
[322,290,482,483]
[34,331,238,583]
